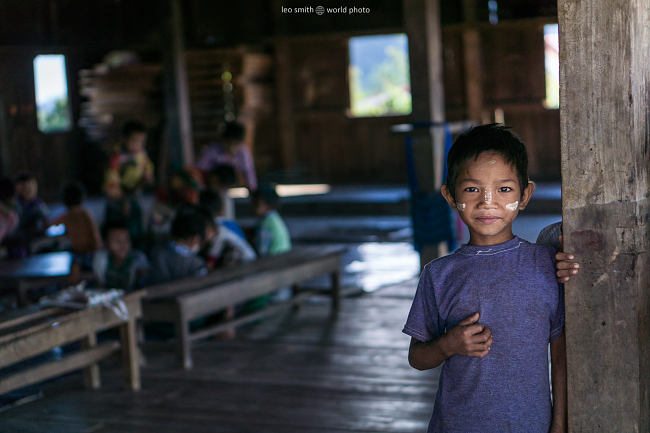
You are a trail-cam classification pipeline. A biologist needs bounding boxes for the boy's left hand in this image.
[555,234,580,283]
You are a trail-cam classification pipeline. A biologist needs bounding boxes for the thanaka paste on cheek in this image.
[505,201,519,211]
[487,159,497,165]
[456,202,466,212]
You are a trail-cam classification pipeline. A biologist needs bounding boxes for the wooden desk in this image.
[0,252,74,306]
[0,290,145,394]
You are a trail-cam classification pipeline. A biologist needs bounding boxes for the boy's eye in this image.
[499,187,513,192]
[464,187,479,192]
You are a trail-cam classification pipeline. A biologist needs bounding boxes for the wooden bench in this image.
[142,246,344,369]
[0,290,145,395]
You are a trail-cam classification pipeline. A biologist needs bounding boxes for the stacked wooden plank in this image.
[185,48,244,155]
[78,62,162,145]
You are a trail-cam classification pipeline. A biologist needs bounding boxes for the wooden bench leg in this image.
[330,271,341,311]
[82,333,101,389]
[119,318,141,391]
[174,305,193,370]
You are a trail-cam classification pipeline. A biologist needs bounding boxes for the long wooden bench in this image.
[0,290,144,395]
[142,246,344,369]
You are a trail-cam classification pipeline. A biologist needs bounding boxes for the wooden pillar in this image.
[461,0,486,124]
[559,1,649,431]
[161,0,194,167]
[275,39,298,173]
[404,0,447,267]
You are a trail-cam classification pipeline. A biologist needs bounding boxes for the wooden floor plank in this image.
[0,277,436,433]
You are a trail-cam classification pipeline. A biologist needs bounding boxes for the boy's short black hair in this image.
[220,121,245,141]
[196,205,217,228]
[251,184,280,209]
[102,219,130,240]
[62,181,86,207]
[0,177,15,202]
[199,189,223,217]
[171,207,208,240]
[446,124,528,200]
[15,172,35,183]
[122,120,147,138]
[212,163,237,187]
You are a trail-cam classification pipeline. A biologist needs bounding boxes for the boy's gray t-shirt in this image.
[403,236,564,433]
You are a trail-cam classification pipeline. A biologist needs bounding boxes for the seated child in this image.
[204,163,238,220]
[0,177,18,247]
[15,173,49,241]
[48,182,102,283]
[148,208,208,284]
[251,184,291,257]
[103,184,145,250]
[92,221,149,291]
[50,181,102,263]
[199,189,256,268]
[147,167,203,245]
[403,124,566,433]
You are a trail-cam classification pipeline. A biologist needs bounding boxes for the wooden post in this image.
[461,0,487,124]
[81,332,101,389]
[559,1,649,431]
[403,0,448,267]
[119,319,141,391]
[174,304,192,369]
[161,0,194,166]
[275,39,298,175]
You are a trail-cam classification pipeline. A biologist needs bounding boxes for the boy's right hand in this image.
[441,312,492,359]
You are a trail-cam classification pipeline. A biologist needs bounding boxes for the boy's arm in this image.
[550,330,567,433]
[408,312,492,370]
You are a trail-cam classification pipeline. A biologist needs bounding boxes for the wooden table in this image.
[0,251,74,306]
[0,290,145,395]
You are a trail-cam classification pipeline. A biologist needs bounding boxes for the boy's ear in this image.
[441,184,457,210]
[518,180,535,210]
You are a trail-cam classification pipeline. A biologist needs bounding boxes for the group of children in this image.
[0,120,291,305]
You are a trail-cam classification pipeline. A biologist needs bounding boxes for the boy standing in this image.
[403,124,566,433]
[105,121,154,195]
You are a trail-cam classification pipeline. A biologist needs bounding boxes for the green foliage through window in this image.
[348,34,412,117]
[34,55,72,133]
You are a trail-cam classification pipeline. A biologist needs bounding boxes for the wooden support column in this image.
[461,0,487,124]
[404,0,447,267]
[559,1,649,431]
[275,39,298,174]
[161,0,194,167]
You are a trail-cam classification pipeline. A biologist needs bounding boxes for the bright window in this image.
[543,24,559,109]
[348,34,412,117]
[33,54,72,133]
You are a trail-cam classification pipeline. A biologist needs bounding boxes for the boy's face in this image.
[125,132,147,154]
[23,179,37,201]
[253,198,269,216]
[16,179,37,201]
[442,152,534,246]
[204,224,217,243]
[107,228,131,263]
